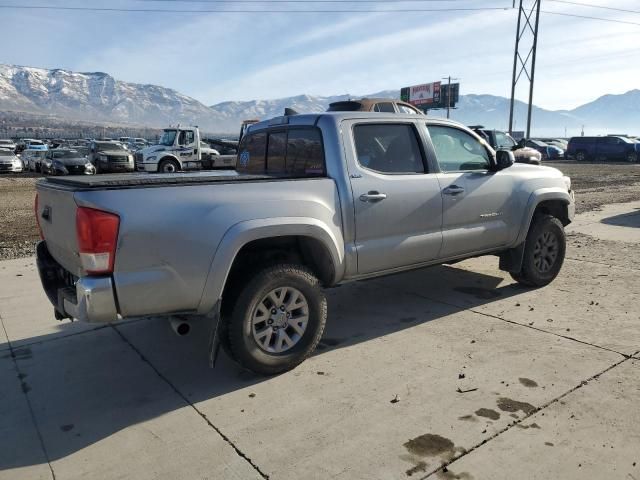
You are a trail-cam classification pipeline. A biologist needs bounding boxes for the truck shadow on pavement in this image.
[601,208,640,228]
[1,263,526,472]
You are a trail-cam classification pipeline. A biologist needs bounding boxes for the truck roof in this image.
[247,112,465,134]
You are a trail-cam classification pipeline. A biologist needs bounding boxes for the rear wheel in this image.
[626,152,638,163]
[159,158,180,173]
[575,150,587,162]
[510,214,566,287]
[226,264,327,375]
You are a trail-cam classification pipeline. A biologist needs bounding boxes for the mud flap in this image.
[207,300,222,368]
[499,243,525,273]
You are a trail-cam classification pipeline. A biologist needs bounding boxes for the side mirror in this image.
[495,150,515,170]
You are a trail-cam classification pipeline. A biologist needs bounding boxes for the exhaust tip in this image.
[170,318,191,336]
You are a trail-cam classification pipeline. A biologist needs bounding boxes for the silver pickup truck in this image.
[35,112,575,374]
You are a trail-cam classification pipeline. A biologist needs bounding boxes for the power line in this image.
[546,0,640,15]
[541,10,640,27]
[0,4,513,13]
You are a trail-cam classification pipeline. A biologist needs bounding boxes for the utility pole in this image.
[442,75,459,119]
[508,0,542,139]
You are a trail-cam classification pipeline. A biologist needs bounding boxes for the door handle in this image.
[359,191,387,203]
[442,185,465,195]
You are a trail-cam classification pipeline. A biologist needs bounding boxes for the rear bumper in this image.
[36,241,118,323]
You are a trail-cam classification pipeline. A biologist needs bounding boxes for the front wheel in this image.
[226,264,327,375]
[510,214,566,287]
[626,152,638,163]
[575,151,587,162]
[159,158,180,173]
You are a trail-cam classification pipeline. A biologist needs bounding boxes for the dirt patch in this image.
[518,378,538,388]
[404,434,455,457]
[496,397,536,415]
[475,408,500,420]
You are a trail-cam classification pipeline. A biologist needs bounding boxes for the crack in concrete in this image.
[0,314,56,480]
[399,286,630,359]
[111,325,270,480]
[420,354,636,479]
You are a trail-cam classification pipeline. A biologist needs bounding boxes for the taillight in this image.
[34,193,44,240]
[76,207,120,275]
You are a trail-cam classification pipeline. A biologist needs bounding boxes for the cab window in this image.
[398,104,421,115]
[427,125,490,172]
[353,123,425,174]
[373,103,396,113]
[238,132,267,173]
[237,128,325,177]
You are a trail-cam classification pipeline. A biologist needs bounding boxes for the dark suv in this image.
[566,136,639,162]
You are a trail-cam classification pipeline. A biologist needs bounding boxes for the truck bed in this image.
[41,170,275,190]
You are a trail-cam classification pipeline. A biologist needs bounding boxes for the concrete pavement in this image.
[1,202,639,480]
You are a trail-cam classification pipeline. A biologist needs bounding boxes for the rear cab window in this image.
[237,127,325,177]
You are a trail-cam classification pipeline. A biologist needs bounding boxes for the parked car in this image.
[207,139,238,155]
[0,139,17,153]
[23,149,48,172]
[566,136,640,162]
[42,149,95,176]
[24,139,48,151]
[0,149,23,173]
[200,141,236,169]
[35,112,574,375]
[328,98,424,114]
[470,126,542,165]
[537,138,568,150]
[524,139,564,160]
[88,141,134,173]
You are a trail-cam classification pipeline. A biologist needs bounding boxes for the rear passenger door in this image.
[426,124,517,258]
[344,121,443,274]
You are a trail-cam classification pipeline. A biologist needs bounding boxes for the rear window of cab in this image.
[237,127,325,177]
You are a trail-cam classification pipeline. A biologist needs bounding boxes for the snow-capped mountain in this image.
[0,64,216,129]
[0,64,637,136]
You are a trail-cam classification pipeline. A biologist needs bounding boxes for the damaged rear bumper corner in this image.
[36,241,118,323]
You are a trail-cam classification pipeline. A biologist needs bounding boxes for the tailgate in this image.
[36,181,83,276]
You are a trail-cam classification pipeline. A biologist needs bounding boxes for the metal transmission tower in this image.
[508,0,541,139]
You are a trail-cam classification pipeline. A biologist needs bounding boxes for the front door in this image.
[345,121,443,275]
[177,130,198,167]
[426,124,516,258]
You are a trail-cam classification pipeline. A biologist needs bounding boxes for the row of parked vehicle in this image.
[0,133,240,175]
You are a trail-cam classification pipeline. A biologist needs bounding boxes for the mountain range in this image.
[0,64,638,136]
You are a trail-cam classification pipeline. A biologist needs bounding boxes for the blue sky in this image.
[0,0,638,109]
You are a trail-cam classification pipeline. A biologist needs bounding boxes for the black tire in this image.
[227,264,327,375]
[575,150,587,162]
[510,214,566,287]
[626,152,638,163]
[158,158,180,173]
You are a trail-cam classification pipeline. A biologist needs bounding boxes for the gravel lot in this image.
[1,161,639,260]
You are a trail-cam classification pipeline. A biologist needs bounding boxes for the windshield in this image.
[0,140,13,145]
[0,150,14,156]
[30,141,44,146]
[159,130,177,146]
[28,150,47,158]
[95,142,125,151]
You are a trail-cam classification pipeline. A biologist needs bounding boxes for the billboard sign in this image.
[401,82,441,106]
[401,81,460,111]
